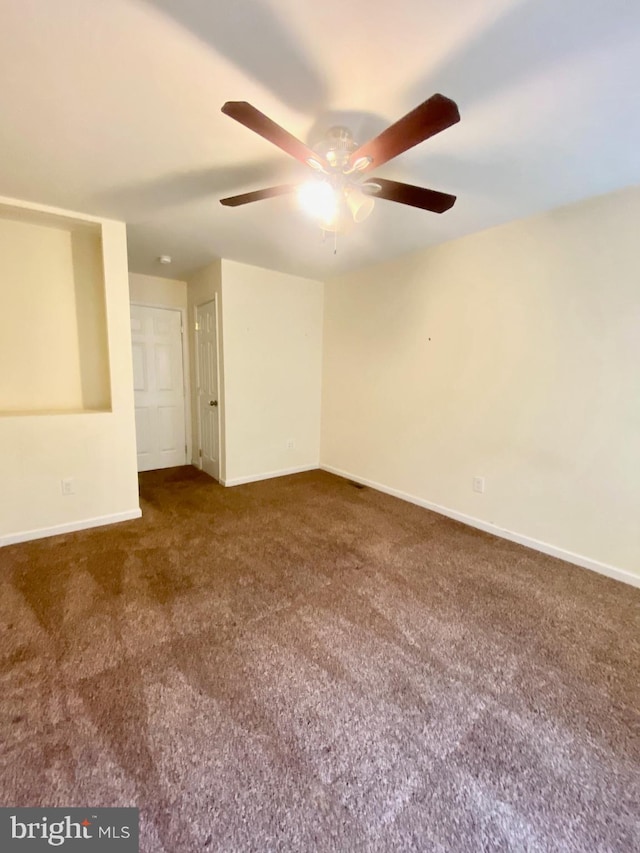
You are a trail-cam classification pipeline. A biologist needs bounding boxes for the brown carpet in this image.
[1,467,638,852]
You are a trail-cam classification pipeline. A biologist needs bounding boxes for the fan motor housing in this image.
[313,126,358,170]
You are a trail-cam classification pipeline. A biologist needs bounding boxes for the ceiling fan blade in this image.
[222,102,327,170]
[366,178,456,213]
[220,184,298,207]
[348,94,460,172]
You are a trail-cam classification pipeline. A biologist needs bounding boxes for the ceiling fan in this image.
[219,94,460,232]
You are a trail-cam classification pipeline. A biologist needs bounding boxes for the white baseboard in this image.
[0,508,142,548]
[222,464,318,488]
[321,465,639,589]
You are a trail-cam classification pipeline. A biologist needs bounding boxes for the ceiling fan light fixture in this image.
[361,181,382,196]
[297,180,338,228]
[305,157,325,172]
[220,95,461,232]
[346,187,375,223]
[351,155,373,173]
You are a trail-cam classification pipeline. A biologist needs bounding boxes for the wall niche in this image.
[0,203,111,414]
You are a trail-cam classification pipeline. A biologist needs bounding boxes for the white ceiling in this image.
[1,0,639,281]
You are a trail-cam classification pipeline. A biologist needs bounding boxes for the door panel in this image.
[131,343,147,390]
[155,345,173,390]
[196,300,220,480]
[158,404,179,450]
[130,305,186,472]
[134,407,152,456]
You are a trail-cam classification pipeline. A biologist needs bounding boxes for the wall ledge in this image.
[0,508,142,548]
[321,464,639,589]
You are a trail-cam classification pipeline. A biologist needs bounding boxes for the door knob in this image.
[209,400,218,407]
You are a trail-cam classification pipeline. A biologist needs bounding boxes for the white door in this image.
[196,299,220,480]
[130,305,187,472]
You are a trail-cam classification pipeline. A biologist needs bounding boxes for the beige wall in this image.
[129,272,187,310]
[0,198,140,544]
[186,259,324,486]
[321,186,640,581]
[220,259,323,485]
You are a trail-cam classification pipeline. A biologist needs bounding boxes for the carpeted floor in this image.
[1,467,638,852]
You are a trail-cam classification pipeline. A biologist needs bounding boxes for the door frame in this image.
[195,295,223,482]
[130,301,191,467]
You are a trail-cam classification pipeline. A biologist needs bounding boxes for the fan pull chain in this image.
[320,229,338,255]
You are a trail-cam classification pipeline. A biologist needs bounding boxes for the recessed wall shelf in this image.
[0,202,112,416]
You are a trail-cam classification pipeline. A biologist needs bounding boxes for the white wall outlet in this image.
[286,439,295,450]
[61,478,75,496]
[472,476,485,494]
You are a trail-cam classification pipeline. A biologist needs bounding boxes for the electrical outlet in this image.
[61,478,75,496]
[472,476,485,494]
[286,439,295,450]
